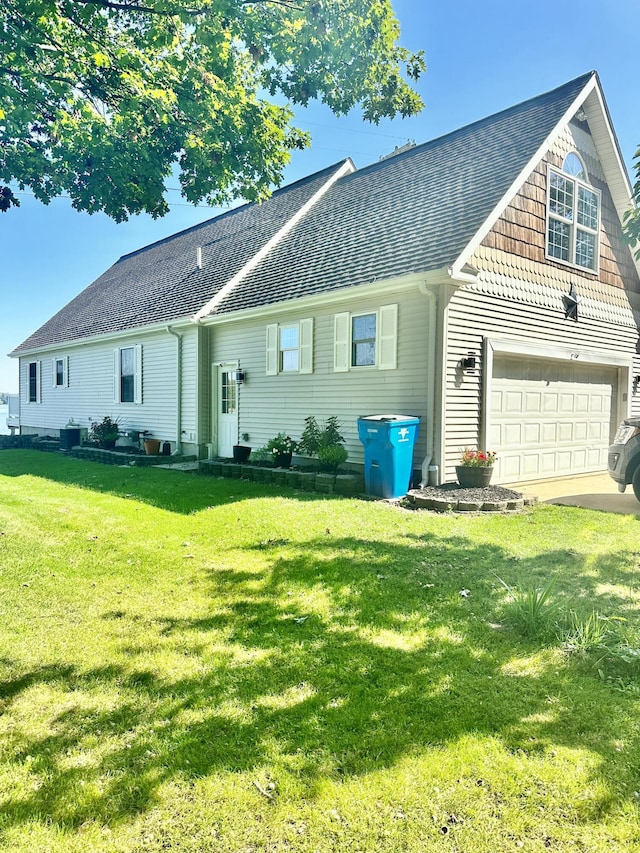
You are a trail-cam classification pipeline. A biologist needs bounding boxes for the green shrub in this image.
[299,415,347,471]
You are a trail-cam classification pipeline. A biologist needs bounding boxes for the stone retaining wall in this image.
[199,460,363,496]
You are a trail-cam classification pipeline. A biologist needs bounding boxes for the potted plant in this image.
[144,436,162,455]
[299,415,348,472]
[266,433,298,468]
[455,448,497,488]
[89,416,120,450]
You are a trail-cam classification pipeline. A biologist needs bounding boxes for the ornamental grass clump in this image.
[459,448,497,467]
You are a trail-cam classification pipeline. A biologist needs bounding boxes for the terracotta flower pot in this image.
[144,438,161,456]
[455,465,494,488]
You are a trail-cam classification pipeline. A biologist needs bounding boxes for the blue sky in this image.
[1,0,638,392]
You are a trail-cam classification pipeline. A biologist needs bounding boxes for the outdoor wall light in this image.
[461,354,477,372]
[233,369,246,384]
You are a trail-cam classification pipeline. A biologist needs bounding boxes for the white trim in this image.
[451,74,600,278]
[350,310,377,368]
[52,356,68,389]
[333,313,350,372]
[299,318,314,374]
[545,163,601,274]
[193,159,356,322]
[134,344,142,405]
[27,360,41,404]
[114,344,143,404]
[265,324,278,376]
[378,304,398,370]
[197,272,429,328]
[11,317,193,359]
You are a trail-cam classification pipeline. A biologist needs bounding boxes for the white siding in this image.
[19,329,183,441]
[209,288,432,464]
[444,286,636,481]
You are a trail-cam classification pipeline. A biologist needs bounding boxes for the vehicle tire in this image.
[632,465,640,502]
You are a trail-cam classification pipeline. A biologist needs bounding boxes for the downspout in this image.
[419,284,438,485]
[166,325,183,454]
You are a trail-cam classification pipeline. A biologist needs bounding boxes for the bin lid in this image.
[358,414,420,422]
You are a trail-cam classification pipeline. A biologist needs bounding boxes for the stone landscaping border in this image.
[70,446,198,467]
[199,460,363,496]
[405,488,536,513]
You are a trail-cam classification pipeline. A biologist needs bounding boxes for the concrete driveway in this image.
[504,473,640,515]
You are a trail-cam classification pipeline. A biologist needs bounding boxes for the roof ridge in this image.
[116,158,353,265]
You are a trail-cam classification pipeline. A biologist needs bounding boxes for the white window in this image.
[52,356,68,388]
[114,345,142,404]
[280,325,299,371]
[266,319,313,375]
[28,361,41,403]
[334,304,398,372]
[547,153,600,272]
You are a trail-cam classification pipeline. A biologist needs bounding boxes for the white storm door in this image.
[217,365,238,458]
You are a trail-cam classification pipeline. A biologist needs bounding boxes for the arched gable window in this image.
[547,151,600,272]
[562,152,586,180]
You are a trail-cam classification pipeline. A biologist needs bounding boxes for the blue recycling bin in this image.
[357,414,421,499]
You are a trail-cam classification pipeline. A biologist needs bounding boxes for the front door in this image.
[217,365,238,458]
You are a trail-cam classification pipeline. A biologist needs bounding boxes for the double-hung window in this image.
[279,325,300,372]
[547,152,600,272]
[265,319,314,375]
[351,313,377,367]
[28,361,41,403]
[53,357,68,388]
[114,345,142,404]
[334,304,398,372]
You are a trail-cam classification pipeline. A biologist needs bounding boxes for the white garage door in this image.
[490,355,617,483]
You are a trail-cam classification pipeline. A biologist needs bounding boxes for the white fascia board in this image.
[450,74,600,279]
[486,335,632,368]
[195,270,436,327]
[582,87,640,278]
[10,316,194,359]
[192,159,356,323]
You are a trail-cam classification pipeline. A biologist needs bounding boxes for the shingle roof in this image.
[12,160,349,353]
[212,72,594,315]
[13,72,595,352]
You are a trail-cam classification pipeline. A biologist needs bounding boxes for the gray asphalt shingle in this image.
[13,73,594,352]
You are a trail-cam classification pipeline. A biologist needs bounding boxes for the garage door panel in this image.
[491,355,616,484]
[505,392,523,412]
[504,423,522,446]
[575,394,589,413]
[560,394,574,413]
[574,421,588,441]
[541,423,557,442]
[557,423,572,442]
[524,392,542,412]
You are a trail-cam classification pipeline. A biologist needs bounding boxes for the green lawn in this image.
[1,450,639,852]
